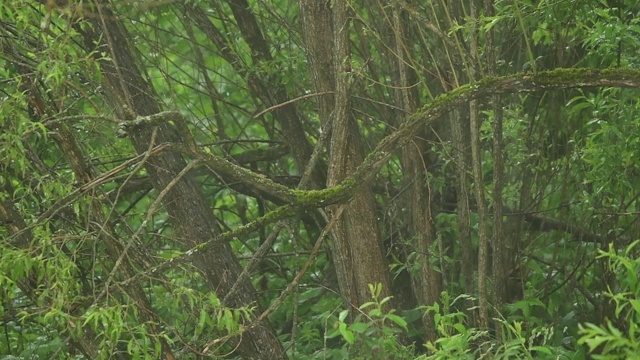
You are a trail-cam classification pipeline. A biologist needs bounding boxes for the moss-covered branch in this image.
[122,68,640,211]
[115,68,640,290]
[345,68,640,196]
[282,68,640,211]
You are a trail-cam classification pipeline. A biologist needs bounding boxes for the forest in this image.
[1,0,640,359]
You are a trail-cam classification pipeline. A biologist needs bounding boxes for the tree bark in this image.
[391,4,441,341]
[300,0,395,312]
[185,1,323,186]
[78,5,286,359]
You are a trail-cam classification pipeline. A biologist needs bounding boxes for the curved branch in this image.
[116,67,640,290]
[346,68,640,194]
[131,68,640,210]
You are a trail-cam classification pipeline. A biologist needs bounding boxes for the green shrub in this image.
[578,240,640,359]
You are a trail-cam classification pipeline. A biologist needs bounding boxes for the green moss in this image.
[194,204,298,252]
[293,184,349,207]
[600,68,640,81]
[530,68,595,84]
[294,67,640,213]
[411,75,503,120]
[530,68,640,85]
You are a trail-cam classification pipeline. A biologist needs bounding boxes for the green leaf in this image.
[349,322,370,333]
[530,345,553,354]
[196,309,207,337]
[359,301,376,310]
[339,322,355,345]
[385,314,408,330]
[338,309,349,322]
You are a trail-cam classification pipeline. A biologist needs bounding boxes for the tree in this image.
[2,0,640,359]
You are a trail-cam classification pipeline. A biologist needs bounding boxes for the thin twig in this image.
[202,205,346,354]
[253,91,333,119]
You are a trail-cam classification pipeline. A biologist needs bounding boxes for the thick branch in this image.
[346,68,640,197]
[114,67,640,290]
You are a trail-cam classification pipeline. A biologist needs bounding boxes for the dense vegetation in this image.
[1,0,640,359]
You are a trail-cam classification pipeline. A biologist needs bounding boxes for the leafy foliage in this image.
[1,0,640,359]
[578,241,640,359]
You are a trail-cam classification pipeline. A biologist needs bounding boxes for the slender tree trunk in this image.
[78,5,285,359]
[300,0,395,312]
[484,0,507,331]
[186,1,323,186]
[468,0,491,331]
[450,108,474,297]
[470,98,491,330]
[53,120,176,359]
[391,5,441,341]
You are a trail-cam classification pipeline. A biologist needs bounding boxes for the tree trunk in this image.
[79,5,286,359]
[300,0,395,312]
[391,5,442,341]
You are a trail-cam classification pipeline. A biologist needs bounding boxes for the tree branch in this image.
[114,67,640,290]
